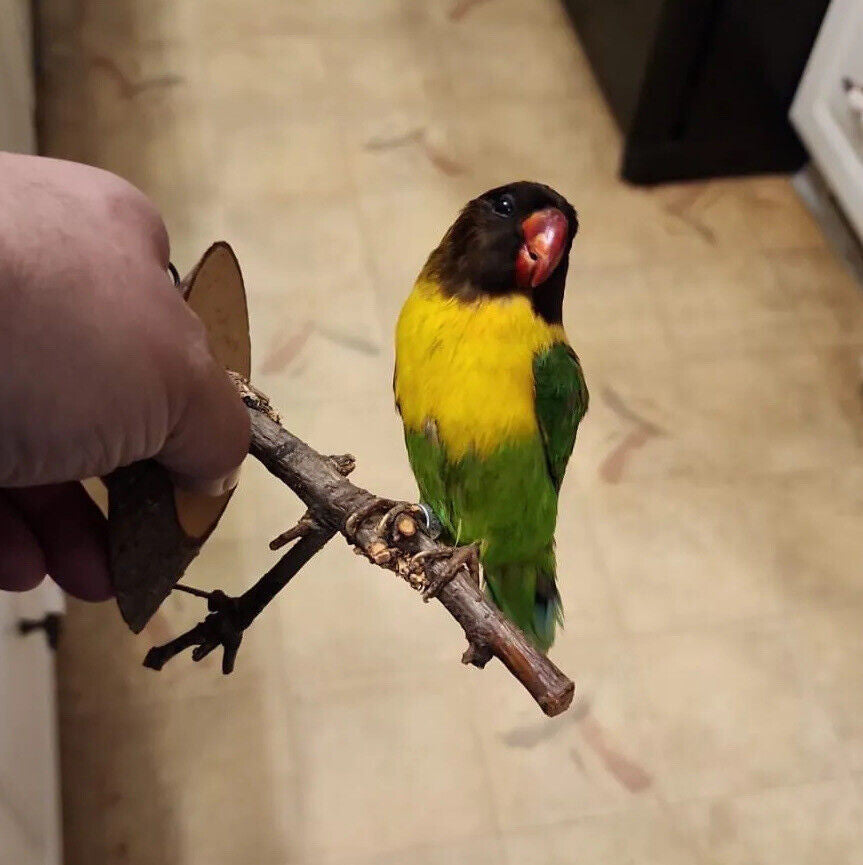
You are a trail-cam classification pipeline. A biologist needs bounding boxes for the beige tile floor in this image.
[38,1,863,863]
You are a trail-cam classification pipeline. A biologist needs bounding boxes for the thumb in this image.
[156,334,251,497]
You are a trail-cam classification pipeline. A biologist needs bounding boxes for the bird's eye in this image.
[491,194,515,218]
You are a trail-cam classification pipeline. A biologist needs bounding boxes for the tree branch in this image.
[143,523,335,673]
[231,374,575,717]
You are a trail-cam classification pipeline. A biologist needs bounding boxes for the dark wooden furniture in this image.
[560,0,830,184]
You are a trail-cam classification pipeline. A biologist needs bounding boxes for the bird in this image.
[393,181,588,652]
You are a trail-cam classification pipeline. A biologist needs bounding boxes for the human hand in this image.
[0,153,250,600]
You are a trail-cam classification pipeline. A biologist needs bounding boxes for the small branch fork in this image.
[144,374,575,717]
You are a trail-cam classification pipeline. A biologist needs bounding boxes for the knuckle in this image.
[102,177,170,263]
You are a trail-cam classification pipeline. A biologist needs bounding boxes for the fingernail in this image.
[169,464,242,498]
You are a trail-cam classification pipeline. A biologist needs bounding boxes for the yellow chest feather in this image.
[394,279,567,458]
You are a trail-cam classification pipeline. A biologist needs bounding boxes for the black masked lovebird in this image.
[394,182,588,652]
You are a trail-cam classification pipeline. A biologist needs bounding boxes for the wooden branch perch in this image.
[231,374,575,717]
[111,245,572,715]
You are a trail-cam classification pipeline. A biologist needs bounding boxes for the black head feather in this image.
[421,181,578,324]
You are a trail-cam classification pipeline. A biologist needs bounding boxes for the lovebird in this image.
[394,182,588,652]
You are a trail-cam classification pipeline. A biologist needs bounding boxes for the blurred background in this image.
[4,0,863,863]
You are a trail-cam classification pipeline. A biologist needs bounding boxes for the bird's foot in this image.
[344,497,426,546]
[143,588,248,674]
[412,542,481,601]
[375,501,426,542]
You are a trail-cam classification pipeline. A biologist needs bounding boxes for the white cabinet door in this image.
[791,0,863,239]
[0,586,63,865]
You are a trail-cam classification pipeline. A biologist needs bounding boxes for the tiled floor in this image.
[39,1,863,863]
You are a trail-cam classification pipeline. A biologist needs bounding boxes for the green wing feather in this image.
[533,342,589,491]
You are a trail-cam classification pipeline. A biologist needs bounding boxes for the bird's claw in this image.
[376,502,424,539]
[345,497,396,542]
[413,543,481,601]
[143,589,247,674]
[345,497,423,545]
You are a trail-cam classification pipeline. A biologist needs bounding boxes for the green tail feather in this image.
[484,546,562,653]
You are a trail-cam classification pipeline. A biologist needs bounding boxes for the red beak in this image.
[515,208,569,289]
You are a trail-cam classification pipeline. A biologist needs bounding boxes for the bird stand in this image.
[105,243,576,717]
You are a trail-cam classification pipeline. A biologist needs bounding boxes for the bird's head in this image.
[422,181,578,324]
